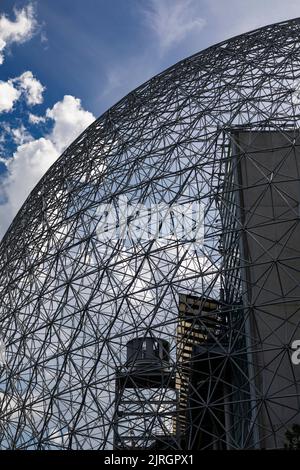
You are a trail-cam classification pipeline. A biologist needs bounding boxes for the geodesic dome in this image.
[1,18,300,449]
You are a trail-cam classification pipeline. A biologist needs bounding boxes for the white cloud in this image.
[46,95,95,153]
[0,79,20,113]
[11,125,32,146]
[0,138,58,228]
[0,123,13,154]
[15,71,45,106]
[29,113,46,125]
[0,95,95,239]
[0,71,45,114]
[0,3,37,65]
[142,0,206,53]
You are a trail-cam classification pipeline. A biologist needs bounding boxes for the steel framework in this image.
[1,18,300,449]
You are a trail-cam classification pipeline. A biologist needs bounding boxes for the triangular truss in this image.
[1,18,300,449]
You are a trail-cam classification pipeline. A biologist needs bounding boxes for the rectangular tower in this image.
[230,130,300,448]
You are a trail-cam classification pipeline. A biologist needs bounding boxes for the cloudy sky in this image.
[0,0,300,239]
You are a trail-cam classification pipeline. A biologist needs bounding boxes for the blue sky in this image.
[1,0,300,239]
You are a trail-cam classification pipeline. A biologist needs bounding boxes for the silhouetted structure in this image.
[113,338,178,449]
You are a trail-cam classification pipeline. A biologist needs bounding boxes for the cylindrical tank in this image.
[126,337,170,370]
